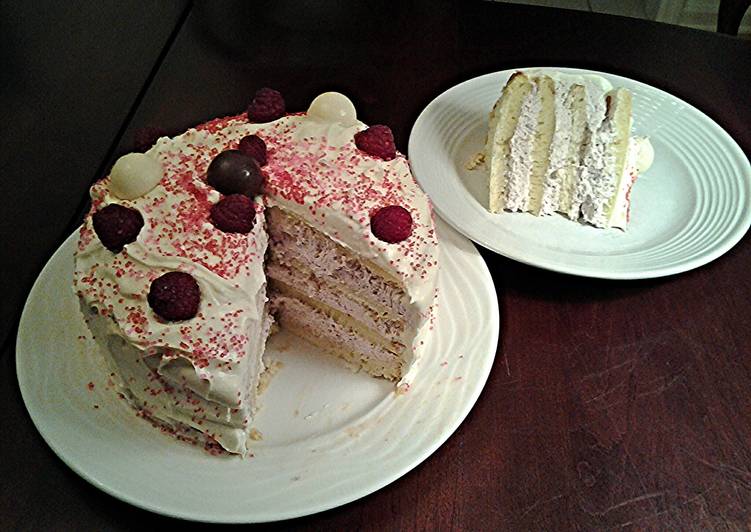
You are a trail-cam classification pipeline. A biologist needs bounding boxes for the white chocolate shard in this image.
[110,153,163,200]
[307,92,358,127]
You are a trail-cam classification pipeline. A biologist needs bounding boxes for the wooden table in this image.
[3,1,751,529]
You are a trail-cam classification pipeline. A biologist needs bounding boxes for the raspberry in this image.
[147,271,200,321]
[92,204,144,252]
[238,135,268,166]
[247,88,285,123]
[133,126,167,153]
[210,194,256,233]
[354,125,396,161]
[370,205,413,243]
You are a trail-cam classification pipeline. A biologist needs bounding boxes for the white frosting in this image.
[505,85,539,212]
[634,136,654,173]
[83,302,270,454]
[544,73,610,221]
[75,128,270,455]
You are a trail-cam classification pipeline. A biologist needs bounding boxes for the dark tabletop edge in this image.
[0,2,195,354]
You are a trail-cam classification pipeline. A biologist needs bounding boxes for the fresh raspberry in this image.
[370,205,413,243]
[147,271,200,321]
[238,135,268,166]
[133,126,167,153]
[210,194,256,233]
[354,125,396,161]
[92,204,144,252]
[247,88,285,123]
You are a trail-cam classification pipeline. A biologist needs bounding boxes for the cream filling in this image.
[505,86,540,212]
[565,92,610,220]
[539,81,573,215]
[272,295,401,364]
[576,118,618,227]
[267,268,412,344]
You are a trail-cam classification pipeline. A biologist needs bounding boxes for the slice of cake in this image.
[477,69,654,228]
[74,90,439,456]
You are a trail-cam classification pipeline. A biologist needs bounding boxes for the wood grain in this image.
[2,0,751,529]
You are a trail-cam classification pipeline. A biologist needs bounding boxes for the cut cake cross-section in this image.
[476,69,653,229]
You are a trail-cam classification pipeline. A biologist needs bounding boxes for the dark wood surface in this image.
[3,1,751,529]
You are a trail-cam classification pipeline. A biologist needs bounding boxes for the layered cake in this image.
[74,89,439,456]
[473,69,654,228]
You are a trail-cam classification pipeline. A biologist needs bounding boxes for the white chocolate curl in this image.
[307,92,358,127]
[110,153,164,199]
[634,136,654,174]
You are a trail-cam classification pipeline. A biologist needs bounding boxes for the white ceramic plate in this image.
[409,67,751,279]
[16,217,498,523]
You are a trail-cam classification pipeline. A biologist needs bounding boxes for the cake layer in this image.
[270,294,403,380]
[269,279,406,352]
[266,207,418,324]
[266,264,412,345]
[486,73,534,213]
[525,75,555,214]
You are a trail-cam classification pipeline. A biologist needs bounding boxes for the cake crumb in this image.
[466,152,484,170]
[249,428,263,441]
[257,360,284,393]
[396,382,411,395]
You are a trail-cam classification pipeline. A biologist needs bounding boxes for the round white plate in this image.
[16,217,498,523]
[409,67,751,279]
